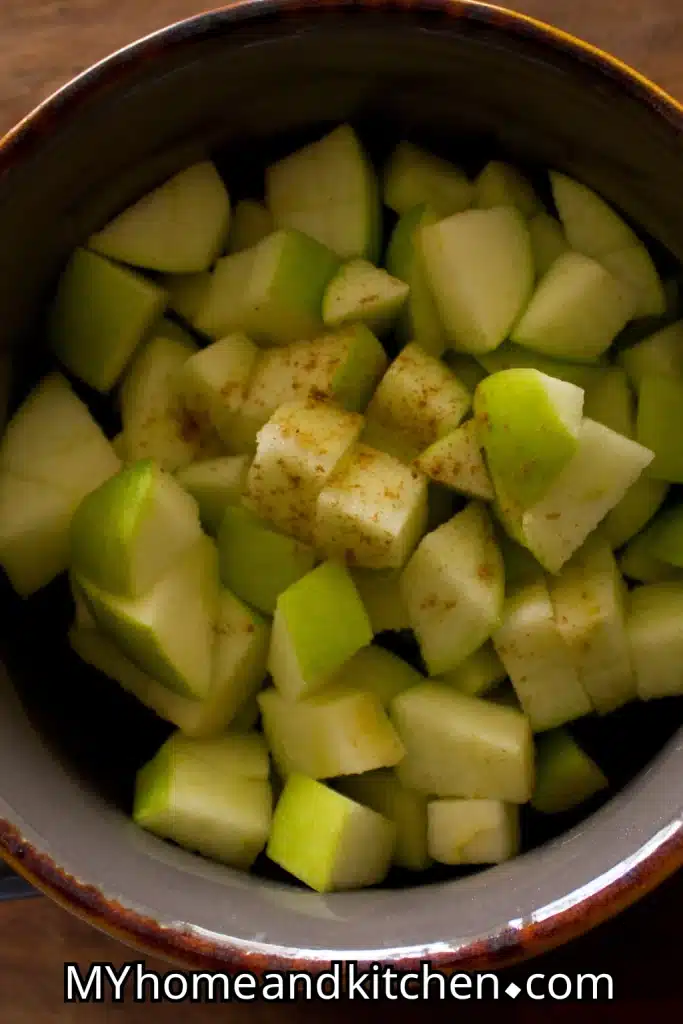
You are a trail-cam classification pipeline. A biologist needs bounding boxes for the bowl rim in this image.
[2,0,683,974]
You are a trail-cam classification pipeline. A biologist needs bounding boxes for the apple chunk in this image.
[383,142,473,218]
[427,799,520,865]
[583,366,634,438]
[636,373,683,482]
[602,474,668,550]
[133,730,272,870]
[329,644,423,708]
[400,503,505,675]
[322,259,409,335]
[435,641,506,697]
[601,246,666,319]
[474,160,541,217]
[268,560,372,700]
[49,248,167,392]
[176,455,250,535]
[70,459,202,598]
[390,683,534,803]
[626,582,683,699]
[314,444,429,570]
[266,774,395,892]
[475,368,584,508]
[88,161,230,274]
[618,321,683,389]
[385,203,445,356]
[349,567,410,634]
[528,212,569,278]
[531,729,608,813]
[415,419,494,501]
[550,171,639,257]
[336,770,430,872]
[227,199,273,254]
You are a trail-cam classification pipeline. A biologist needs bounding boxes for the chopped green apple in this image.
[645,504,683,567]
[474,160,541,217]
[70,459,202,598]
[531,729,608,813]
[435,641,506,697]
[267,560,372,700]
[385,203,446,357]
[176,455,250,535]
[601,474,669,550]
[496,530,545,591]
[497,418,654,573]
[133,730,272,870]
[88,161,230,273]
[383,142,473,218]
[49,248,167,392]
[218,503,316,615]
[76,536,218,700]
[322,259,409,335]
[328,644,423,708]
[427,798,520,865]
[475,368,584,508]
[314,444,429,570]
[364,343,471,463]
[111,432,130,463]
[442,352,488,393]
[619,527,683,584]
[258,684,404,779]
[550,171,639,257]
[349,567,410,633]
[476,341,604,390]
[175,333,260,451]
[336,770,430,872]
[165,271,212,326]
[391,683,534,803]
[511,251,635,361]
[266,125,380,261]
[415,420,494,501]
[227,199,273,254]
[245,398,364,543]
[627,581,683,699]
[492,576,592,731]
[0,477,72,596]
[601,246,666,319]
[194,229,340,344]
[528,211,569,279]
[636,373,683,482]
[266,774,395,892]
[583,366,634,438]
[618,321,683,389]
[549,538,636,713]
[420,206,533,354]
[400,502,505,675]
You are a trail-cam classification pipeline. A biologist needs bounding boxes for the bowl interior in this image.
[1,1,683,958]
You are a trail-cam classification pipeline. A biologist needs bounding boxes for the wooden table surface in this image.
[2,0,683,1017]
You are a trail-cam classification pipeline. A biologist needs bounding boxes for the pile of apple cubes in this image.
[2,126,683,893]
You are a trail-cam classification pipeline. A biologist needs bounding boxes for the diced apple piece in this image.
[267,775,395,892]
[583,366,634,438]
[322,259,409,335]
[602,475,668,550]
[336,770,430,871]
[267,125,380,261]
[176,333,260,451]
[0,478,79,596]
[218,504,316,615]
[415,420,494,501]
[133,731,272,870]
[528,212,569,279]
[364,343,471,463]
[328,645,423,708]
[400,503,504,675]
[476,341,604,390]
[493,576,592,731]
[550,171,639,257]
[475,368,584,508]
[165,271,212,326]
[427,798,519,865]
[111,432,130,463]
[601,246,666,319]
[88,162,230,273]
[531,729,608,813]
[618,321,683,389]
[511,252,634,361]
[627,582,683,698]
[70,459,202,598]
[268,560,372,700]
[237,325,387,449]
[195,230,340,344]
[636,373,683,482]
[227,199,273,254]
[383,142,473,218]
[645,505,683,567]
[498,418,654,573]
[350,567,410,633]
[76,537,218,700]
[245,399,363,543]
[120,323,222,472]
[391,683,534,803]
[497,530,545,591]
[619,528,683,584]
[442,352,488,392]
[258,685,404,779]
[420,206,533,354]
[49,248,167,392]
[436,641,506,697]
[314,444,428,570]
[474,160,541,217]
[385,204,446,357]
[176,455,250,535]
[549,538,636,713]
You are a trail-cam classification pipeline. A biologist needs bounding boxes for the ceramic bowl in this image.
[1,0,683,973]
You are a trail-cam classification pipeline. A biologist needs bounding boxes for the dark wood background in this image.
[1,0,683,1017]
